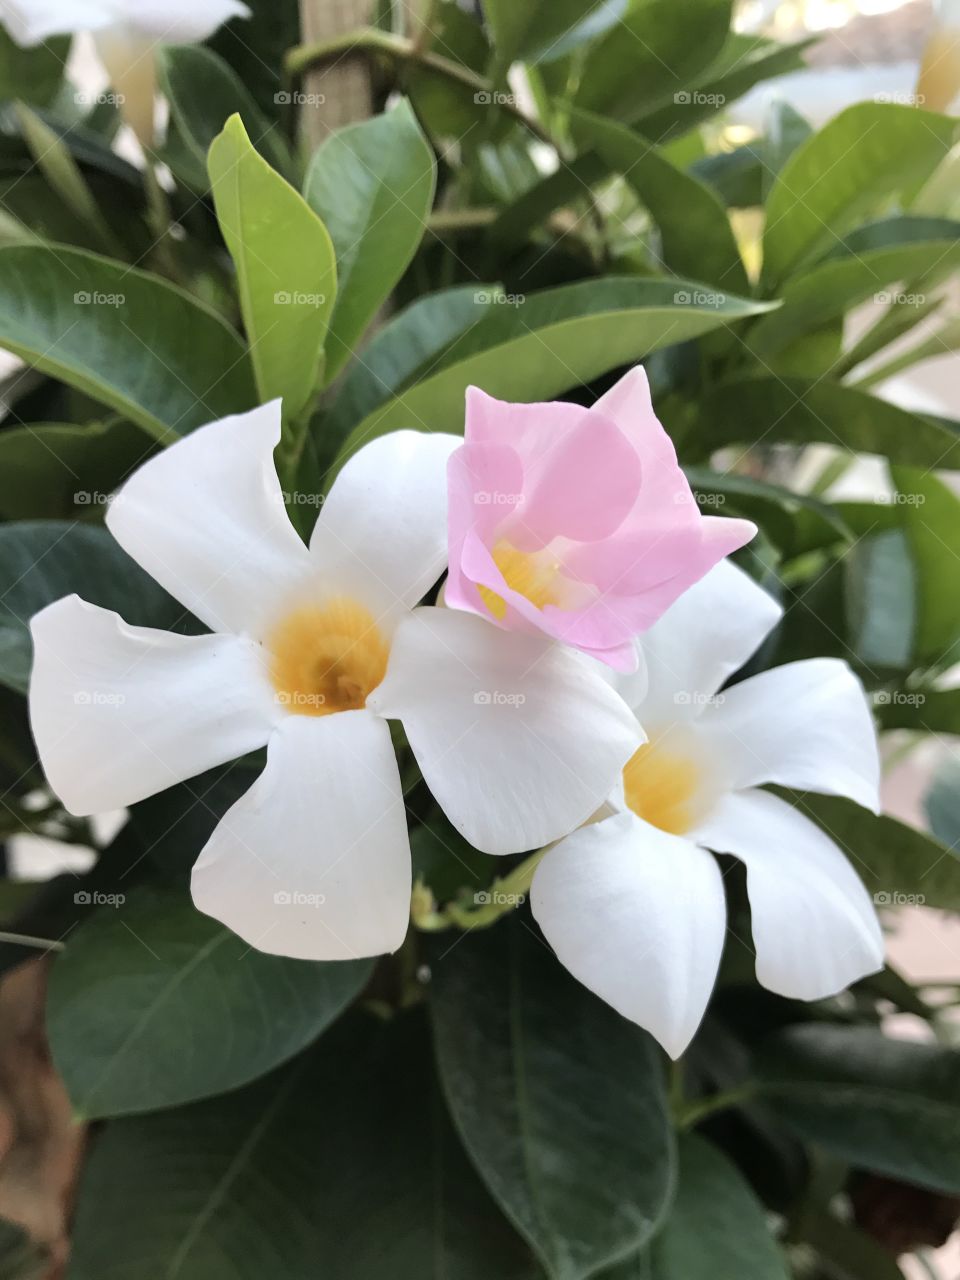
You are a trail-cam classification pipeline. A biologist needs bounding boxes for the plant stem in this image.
[675,1084,758,1131]
[286,28,558,149]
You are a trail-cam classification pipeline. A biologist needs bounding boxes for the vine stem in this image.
[285,28,559,149]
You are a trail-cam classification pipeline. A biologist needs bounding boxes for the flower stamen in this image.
[268,598,389,717]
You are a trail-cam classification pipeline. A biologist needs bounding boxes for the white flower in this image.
[0,0,250,143]
[30,403,641,962]
[0,0,249,47]
[531,560,884,1058]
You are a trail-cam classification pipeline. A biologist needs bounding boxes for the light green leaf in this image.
[303,100,435,383]
[761,100,812,200]
[787,792,960,913]
[0,245,255,439]
[747,217,960,360]
[757,1024,960,1193]
[687,378,960,469]
[430,914,675,1280]
[891,465,960,665]
[647,1134,789,1279]
[340,277,774,460]
[484,0,626,70]
[762,104,957,286]
[69,1012,540,1280]
[574,111,748,292]
[0,420,151,521]
[158,44,294,184]
[48,883,372,1119]
[0,521,199,695]
[209,113,336,418]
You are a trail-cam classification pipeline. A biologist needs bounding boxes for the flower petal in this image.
[310,431,461,628]
[29,596,278,816]
[191,710,410,961]
[531,811,726,1058]
[697,658,880,811]
[0,0,114,43]
[117,0,251,42]
[632,559,783,724]
[106,401,314,640]
[367,607,644,854]
[693,789,884,1000]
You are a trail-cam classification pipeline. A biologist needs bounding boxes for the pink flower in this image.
[445,367,757,670]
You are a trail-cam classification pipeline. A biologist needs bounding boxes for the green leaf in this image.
[320,284,493,448]
[340,278,774,460]
[747,217,960,361]
[761,100,812,200]
[574,111,748,292]
[686,378,960,469]
[926,756,960,852]
[646,1134,789,1279]
[47,883,372,1119]
[575,0,733,124]
[846,530,916,670]
[484,0,625,70]
[303,100,435,383]
[0,420,152,521]
[757,1024,960,1193]
[207,0,300,121]
[891,466,960,665]
[429,914,675,1280]
[799,1213,906,1280]
[158,44,294,184]
[0,28,69,105]
[69,1012,540,1279]
[209,114,336,418]
[786,792,960,914]
[0,521,199,695]
[14,105,123,256]
[878,686,960,734]
[762,105,957,286]
[0,245,255,440]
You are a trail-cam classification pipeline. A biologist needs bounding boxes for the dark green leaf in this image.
[757,1024,960,1193]
[47,882,372,1119]
[0,28,69,106]
[430,914,674,1280]
[891,465,960,665]
[0,245,255,439]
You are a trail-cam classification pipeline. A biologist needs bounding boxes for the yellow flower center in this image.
[268,598,389,717]
[622,738,705,836]
[477,540,563,620]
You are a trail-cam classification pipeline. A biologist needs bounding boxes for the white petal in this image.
[531,811,726,1058]
[106,402,314,640]
[368,607,644,855]
[693,789,884,1000]
[191,710,410,961]
[310,432,461,629]
[29,596,277,816]
[117,0,251,42]
[0,0,113,42]
[697,658,880,812]
[636,559,782,725]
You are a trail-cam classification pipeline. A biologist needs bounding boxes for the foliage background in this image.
[0,0,958,1276]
